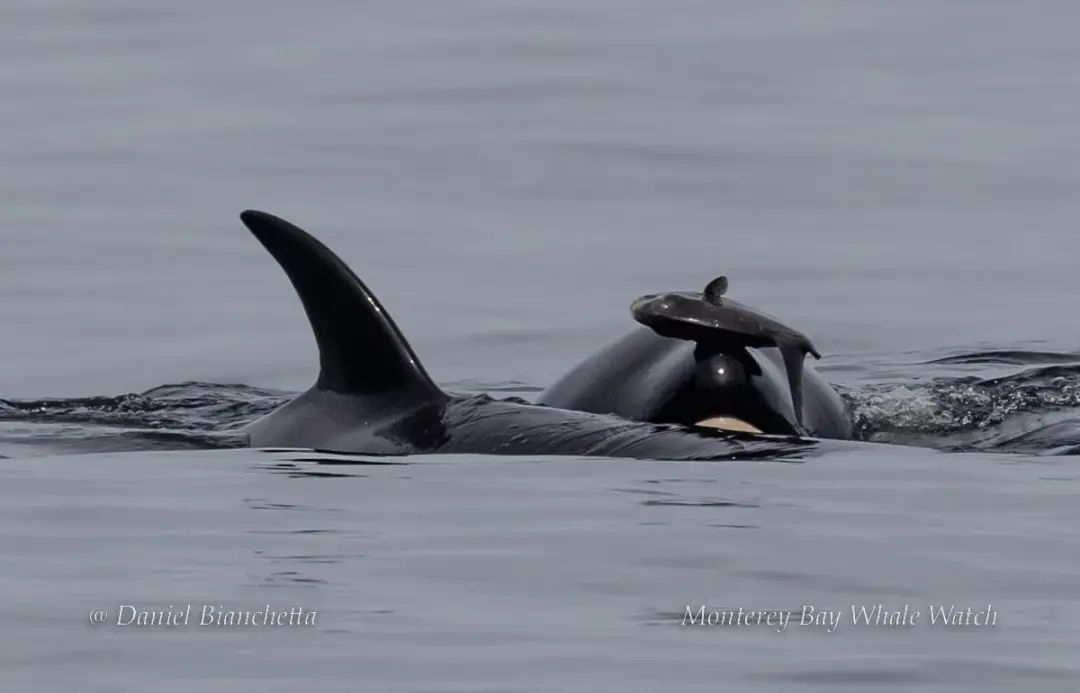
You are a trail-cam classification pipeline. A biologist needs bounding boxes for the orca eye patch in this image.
[694,416,762,433]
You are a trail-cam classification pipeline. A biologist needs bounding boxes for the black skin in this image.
[539,328,854,441]
[631,277,822,426]
[239,210,811,461]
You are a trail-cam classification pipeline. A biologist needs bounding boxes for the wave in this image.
[3,350,1080,456]
[845,352,1080,454]
[0,382,285,456]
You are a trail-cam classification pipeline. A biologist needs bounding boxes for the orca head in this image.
[631,276,822,435]
[538,326,815,437]
[650,342,802,435]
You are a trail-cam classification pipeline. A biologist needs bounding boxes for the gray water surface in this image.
[2,0,1080,690]
[4,448,1080,692]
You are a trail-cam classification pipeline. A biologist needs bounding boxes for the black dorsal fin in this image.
[240,210,445,400]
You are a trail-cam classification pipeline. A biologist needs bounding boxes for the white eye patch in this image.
[694,416,762,434]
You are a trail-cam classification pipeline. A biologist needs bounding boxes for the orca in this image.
[238,210,805,460]
[540,278,853,440]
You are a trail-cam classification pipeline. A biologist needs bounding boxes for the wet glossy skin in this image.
[246,387,810,459]
[539,328,853,440]
[239,210,814,460]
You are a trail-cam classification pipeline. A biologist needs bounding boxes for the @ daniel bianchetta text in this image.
[88,604,317,628]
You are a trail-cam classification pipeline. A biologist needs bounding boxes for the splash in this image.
[0,382,287,456]
[3,351,1080,457]
[844,352,1080,454]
